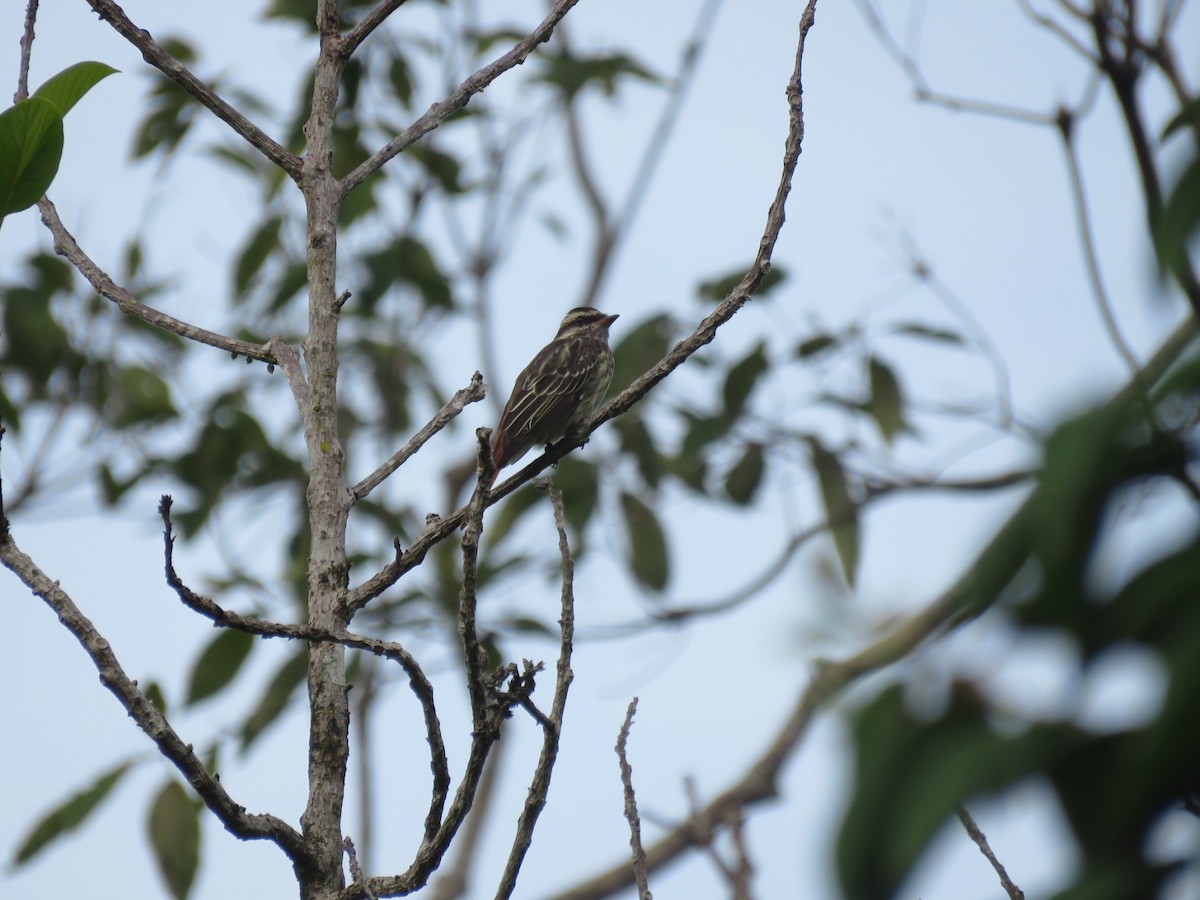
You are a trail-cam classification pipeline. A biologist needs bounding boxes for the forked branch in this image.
[84,0,302,178]
[345,0,821,615]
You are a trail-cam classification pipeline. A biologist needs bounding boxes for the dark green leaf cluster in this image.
[837,354,1200,900]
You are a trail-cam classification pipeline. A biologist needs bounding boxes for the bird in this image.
[490,306,619,483]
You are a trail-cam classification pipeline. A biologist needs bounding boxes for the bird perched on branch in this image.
[490,306,619,484]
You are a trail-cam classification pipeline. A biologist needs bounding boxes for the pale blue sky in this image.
[2,2,1198,899]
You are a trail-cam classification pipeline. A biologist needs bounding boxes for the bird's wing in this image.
[495,342,594,465]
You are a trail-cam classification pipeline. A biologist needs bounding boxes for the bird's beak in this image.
[602,313,619,327]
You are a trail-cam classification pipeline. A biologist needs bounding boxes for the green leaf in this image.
[537,49,660,100]
[667,453,708,494]
[98,463,143,505]
[13,761,133,865]
[1160,95,1200,141]
[143,680,168,715]
[408,144,464,194]
[470,27,528,54]
[722,342,769,420]
[485,479,542,547]
[620,491,669,591]
[269,260,309,312]
[107,366,179,427]
[866,356,906,444]
[185,628,255,705]
[147,781,201,900]
[240,648,308,750]
[233,215,283,296]
[0,97,64,216]
[499,615,556,637]
[795,333,839,359]
[32,61,118,117]
[889,322,965,345]
[387,55,415,107]
[838,684,1069,899]
[394,235,453,309]
[724,442,765,505]
[679,410,730,458]
[697,265,788,303]
[1155,155,1200,280]
[611,313,674,392]
[2,287,75,384]
[614,413,663,487]
[556,456,599,539]
[806,437,859,587]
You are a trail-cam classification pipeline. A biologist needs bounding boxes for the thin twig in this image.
[494,483,578,899]
[343,837,378,900]
[345,0,818,615]
[84,0,301,178]
[956,806,1025,900]
[616,698,652,900]
[682,776,754,899]
[1057,109,1140,376]
[340,0,583,197]
[724,807,754,900]
[573,0,725,309]
[1012,0,1096,59]
[458,428,494,728]
[350,372,487,502]
[585,468,1033,633]
[38,199,279,362]
[156,495,450,843]
[1088,3,1200,314]
[14,0,37,102]
[429,743,507,900]
[346,665,528,898]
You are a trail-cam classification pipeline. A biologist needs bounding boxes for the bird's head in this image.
[555,306,619,340]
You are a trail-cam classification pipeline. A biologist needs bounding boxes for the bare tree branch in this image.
[565,0,725,309]
[684,776,754,900]
[156,495,450,845]
[342,837,377,900]
[13,0,37,102]
[347,665,530,899]
[549,498,1037,899]
[957,806,1025,900]
[84,0,302,178]
[339,0,583,197]
[350,372,487,502]
[345,0,819,616]
[1087,3,1200,314]
[856,0,1058,126]
[616,698,652,900]
[429,745,507,900]
[37,198,279,363]
[0,472,309,867]
[494,483,578,899]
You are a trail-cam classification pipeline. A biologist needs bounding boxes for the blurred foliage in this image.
[147,780,202,900]
[1155,98,1200,284]
[837,341,1200,899]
